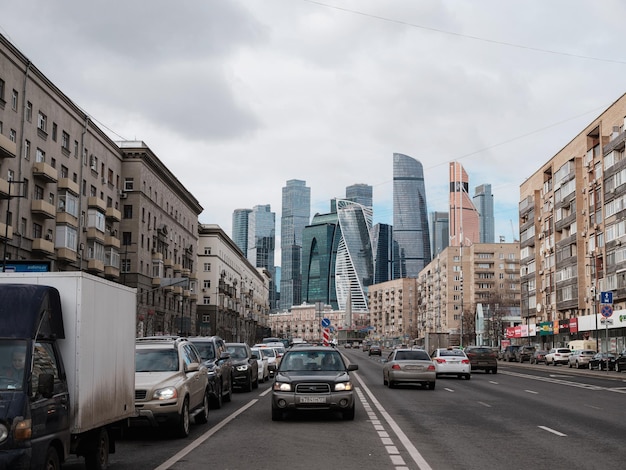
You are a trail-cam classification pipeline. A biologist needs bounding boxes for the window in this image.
[62,131,69,151]
[121,258,130,273]
[9,129,15,142]
[203,263,211,272]
[0,78,5,103]
[74,140,78,157]
[34,185,44,200]
[26,101,32,122]
[60,165,68,179]
[36,148,45,163]
[58,191,79,217]
[123,205,133,219]
[89,154,98,172]
[23,140,30,160]
[11,90,18,111]
[124,178,134,191]
[37,111,47,132]
[122,232,132,246]
[32,223,43,239]
[87,209,105,232]
[204,247,211,255]
[52,122,57,141]
[55,225,77,250]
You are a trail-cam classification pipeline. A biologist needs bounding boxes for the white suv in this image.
[132,336,210,437]
[545,348,572,366]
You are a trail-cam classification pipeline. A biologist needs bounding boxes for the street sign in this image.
[600,318,614,325]
[600,291,613,304]
[601,304,613,318]
[321,318,330,328]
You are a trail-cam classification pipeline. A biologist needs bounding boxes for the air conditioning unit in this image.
[581,231,586,237]
[202,288,207,292]
[617,239,622,246]
[581,209,586,215]
[120,193,127,199]
[82,227,87,232]
[539,270,544,275]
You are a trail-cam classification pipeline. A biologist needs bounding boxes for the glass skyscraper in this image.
[345,183,373,208]
[232,208,251,255]
[280,179,311,310]
[247,204,276,309]
[335,199,373,312]
[429,211,449,257]
[473,184,495,243]
[371,223,393,284]
[392,153,431,278]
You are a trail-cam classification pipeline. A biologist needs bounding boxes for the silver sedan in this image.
[382,349,436,389]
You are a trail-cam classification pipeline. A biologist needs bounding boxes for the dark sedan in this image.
[614,350,626,372]
[530,349,548,364]
[368,344,382,356]
[588,352,617,370]
[271,346,358,421]
[464,346,498,374]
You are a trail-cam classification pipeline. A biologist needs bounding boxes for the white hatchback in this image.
[431,348,471,380]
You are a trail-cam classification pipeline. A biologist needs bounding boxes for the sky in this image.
[3,0,626,260]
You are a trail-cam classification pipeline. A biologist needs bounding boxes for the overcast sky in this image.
[3,0,626,256]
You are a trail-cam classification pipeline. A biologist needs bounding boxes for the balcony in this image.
[56,211,78,226]
[152,277,161,287]
[0,133,17,159]
[104,235,120,249]
[87,197,106,212]
[56,247,77,263]
[0,222,13,240]
[151,251,163,262]
[32,238,54,255]
[32,162,58,183]
[86,227,105,242]
[173,263,183,273]
[104,265,120,278]
[87,259,104,273]
[57,178,79,195]
[105,207,121,222]
[164,258,174,269]
[0,178,9,199]
[31,200,56,219]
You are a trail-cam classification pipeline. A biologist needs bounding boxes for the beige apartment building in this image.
[416,243,520,349]
[0,34,205,337]
[368,278,420,344]
[520,93,626,352]
[197,224,270,344]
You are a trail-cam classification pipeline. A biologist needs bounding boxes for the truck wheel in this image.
[84,428,109,470]
[175,398,190,438]
[44,446,61,470]
[196,391,210,424]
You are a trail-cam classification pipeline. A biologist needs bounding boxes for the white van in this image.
[568,340,597,352]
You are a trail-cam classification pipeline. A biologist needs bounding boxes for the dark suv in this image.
[226,343,259,392]
[514,345,535,363]
[464,346,498,374]
[188,336,233,408]
[503,345,521,362]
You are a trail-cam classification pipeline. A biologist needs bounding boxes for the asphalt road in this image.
[64,349,626,470]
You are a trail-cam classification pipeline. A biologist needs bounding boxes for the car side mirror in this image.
[37,373,54,398]
[347,364,358,371]
[251,353,259,360]
[186,362,200,373]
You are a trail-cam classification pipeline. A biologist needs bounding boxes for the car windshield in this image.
[395,350,430,361]
[261,348,275,358]
[136,349,179,372]
[557,349,571,353]
[439,349,466,357]
[192,343,216,361]
[227,346,248,359]
[466,348,491,354]
[281,351,344,371]
[0,340,28,390]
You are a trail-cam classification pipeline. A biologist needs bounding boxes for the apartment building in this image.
[520,93,626,351]
[368,278,420,343]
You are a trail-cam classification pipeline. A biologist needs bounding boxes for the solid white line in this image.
[153,399,258,470]
[354,373,433,470]
[444,388,455,392]
[525,390,539,394]
[538,425,567,437]
[477,401,491,407]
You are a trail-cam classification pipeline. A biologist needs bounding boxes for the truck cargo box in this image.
[0,272,136,433]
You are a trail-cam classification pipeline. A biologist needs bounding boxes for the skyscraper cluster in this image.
[232,154,494,313]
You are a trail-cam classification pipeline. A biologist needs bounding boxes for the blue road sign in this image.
[601,304,613,318]
[321,318,330,328]
[601,291,613,304]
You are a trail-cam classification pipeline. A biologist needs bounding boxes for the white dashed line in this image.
[538,425,567,437]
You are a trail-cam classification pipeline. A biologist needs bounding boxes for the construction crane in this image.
[510,219,519,242]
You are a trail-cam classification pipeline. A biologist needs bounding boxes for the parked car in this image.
[344,342,352,349]
[382,348,436,389]
[514,345,536,363]
[614,350,626,372]
[271,345,358,421]
[188,335,233,408]
[588,352,617,370]
[362,341,372,352]
[225,343,259,392]
[545,348,572,366]
[464,346,498,374]
[568,349,596,369]
[133,336,210,437]
[369,343,382,356]
[251,347,270,383]
[530,349,548,364]
[503,345,521,362]
[430,348,471,380]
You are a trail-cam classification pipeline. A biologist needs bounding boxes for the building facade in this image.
[449,161,480,247]
[231,208,251,255]
[371,223,393,284]
[473,183,495,243]
[368,278,419,344]
[392,153,431,278]
[429,211,449,257]
[345,183,373,208]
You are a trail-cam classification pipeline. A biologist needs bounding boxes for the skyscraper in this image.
[429,211,449,256]
[449,162,480,246]
[247,204,276,309]
[473,184,495,243]
[280,180,311,310]
[232,208,251,255]
[335,199,373,312]
[371,223,393,284]
[392,153,431,278]
[345,183,373,208]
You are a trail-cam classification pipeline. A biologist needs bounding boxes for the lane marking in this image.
[525,390,539,394]
[153,399,258,470]
[444,388,455,392]
[354,374,433,470]
[538,425,567,437]
[477,401,491,407]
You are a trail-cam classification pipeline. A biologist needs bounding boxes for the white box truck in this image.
[0,272,136,470]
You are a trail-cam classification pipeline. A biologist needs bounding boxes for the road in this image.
[65,349,626,470]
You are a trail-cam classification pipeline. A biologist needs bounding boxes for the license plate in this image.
[299,396,327,404]
[405,365,423,370]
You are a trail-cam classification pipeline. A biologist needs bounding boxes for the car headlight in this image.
[334,382,353,392]
[0,423,8,443]
[273,382,292,392]
[236,364,249,372]
[153,386,178,400]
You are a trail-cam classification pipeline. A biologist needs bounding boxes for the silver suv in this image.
[132,336,210,437]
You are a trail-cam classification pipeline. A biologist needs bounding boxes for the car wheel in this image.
[616,363,620,372]
[589,362,593,370]
[84,427,109,470]
[383,375,388,386]
[465,374,471,380]
[389,380,395,389]
[224,376,233,402]
[43,446,61,470]
[196,391,210,424]
[342,405,355,420]
[271,406,284,421]
[428,381,436,390]
[492,368,498,374]
[175,398,190,438]
[253,372,259,389]
[213,379,223,409]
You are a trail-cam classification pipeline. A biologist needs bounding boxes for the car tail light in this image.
[435,358,446,364]
[391,364,402,370]
[427,364,435,371]
[461,359,470,364]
